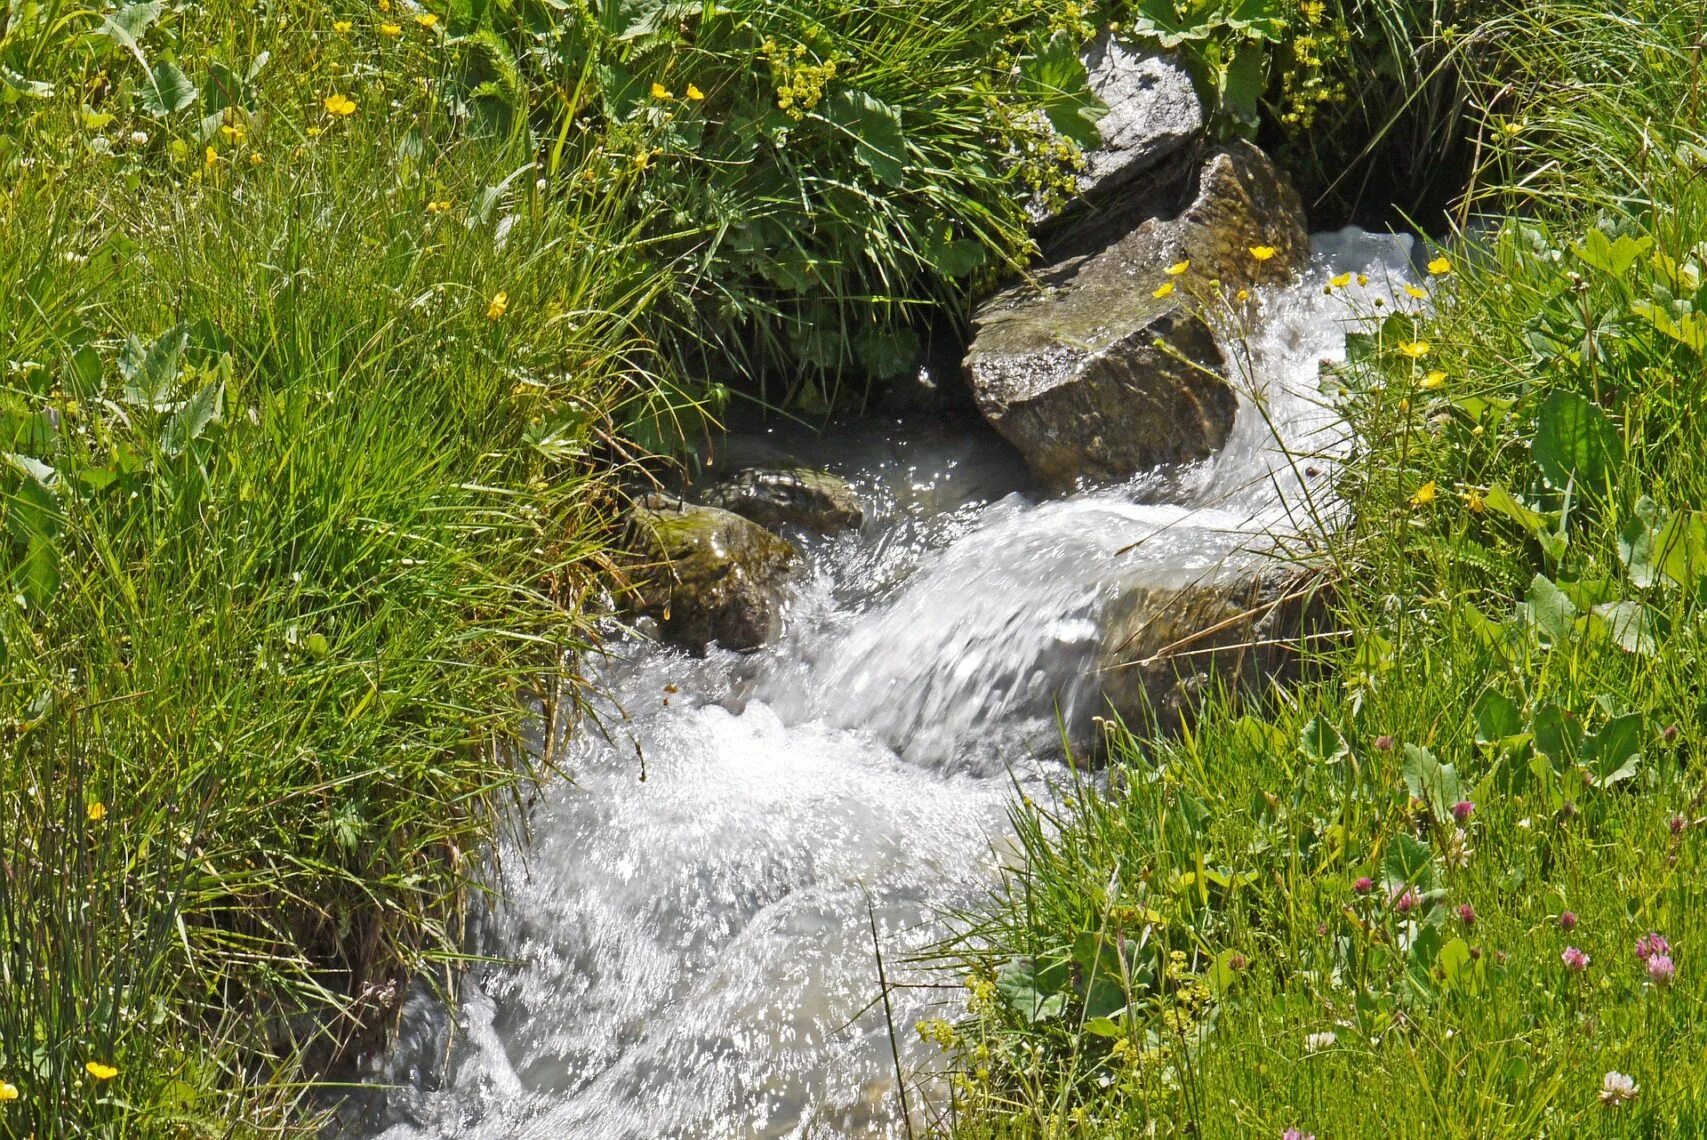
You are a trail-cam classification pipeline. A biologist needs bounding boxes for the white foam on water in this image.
[348,228,1418,1139]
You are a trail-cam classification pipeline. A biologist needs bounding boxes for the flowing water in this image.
[345,228,1419,1139]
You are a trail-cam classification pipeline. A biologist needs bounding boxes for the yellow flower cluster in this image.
[763,39,838,121]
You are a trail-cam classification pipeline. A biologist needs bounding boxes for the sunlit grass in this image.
[945,1,1707,1135]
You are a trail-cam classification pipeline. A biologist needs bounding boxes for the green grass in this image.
[0,4,671,1131]
[944,0,1707,1135]
[4,0,1688,1133]
[0,0,1100,1132]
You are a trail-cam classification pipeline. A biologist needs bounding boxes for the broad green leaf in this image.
[98,2,163,69]
[1219,40,1266,130]
[1,67,55,100]
[1656,513,1707,589]
[1574,228,1651,276]
[1230,714,1288,757]
[1437,937,1480,992]
[1383,833,1433,890]
[1472,688,1523,744]
[1402,744,1462,820]
[1483,484,1549,537]
[1525,573,1577,644]
[1018,34,1106,151]
[62,344,103,397]
[824,90,907,188]
[1588,600,1656,655]
[161,380,223,455]
[995,955,1068,1023]
[1633,302,1707,354]
[1585,712,1643,787]
[119,326,188,410]
[1299,715,1348,762]
[1619,496,1666,587]
[1532,390,1621,491]
[140,61,199,117]
[1532,703,1583,764]
[1207,948,1243,996]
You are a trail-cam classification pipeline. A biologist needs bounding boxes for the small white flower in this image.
[130,130,150,145]
[1304,1031,1337,1053]
[1600,1070,1640,1106]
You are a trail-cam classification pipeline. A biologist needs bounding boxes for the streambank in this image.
[340,228,1422,1139]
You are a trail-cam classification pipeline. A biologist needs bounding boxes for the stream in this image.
[344,228,1419,1139]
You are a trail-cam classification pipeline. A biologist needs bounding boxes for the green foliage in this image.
[0,2,670,1131]
[453,0,1098,404]
[945,0,1707,1134]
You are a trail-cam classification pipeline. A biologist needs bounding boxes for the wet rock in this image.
[965,142,1309,491]
[1074,36,1204,210]
[1096,565,1327,737]
[628,495,797,653]
[701,466,864,534]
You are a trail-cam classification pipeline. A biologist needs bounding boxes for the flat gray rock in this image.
[1078,36,1204,205]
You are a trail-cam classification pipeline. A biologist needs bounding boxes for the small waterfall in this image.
[345,228,1418,1139]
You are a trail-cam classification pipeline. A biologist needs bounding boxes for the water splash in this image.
[344,228,1417,1139]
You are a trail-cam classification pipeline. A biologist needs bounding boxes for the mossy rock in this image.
[700,466,864,534]
[628,495,798,653]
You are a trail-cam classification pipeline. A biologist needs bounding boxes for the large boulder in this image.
[1074,36,1204,209]
[700,466,864,534]
[1096,565,1327,737]
[965,142,1309,492]
[627,495,797,653]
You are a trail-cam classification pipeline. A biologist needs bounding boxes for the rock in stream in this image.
[700,465,864,534]
[626,494,797,653]
[965,141,1309,491]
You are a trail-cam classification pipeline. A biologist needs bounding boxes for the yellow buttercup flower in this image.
[1397,340,1432,359]
[204,146,219,167]
[1427,256,1453,275]
[378,22,402,36]
[220,123,245,143]
[333,18,353,31]
[1404,283,1428,299]
[1357,273,1370,286]
[0,1080,18,1102]
[1329,271,1353,288]
[1420,369,1446,390]
[1463,488,1486,513]
[306,125,325,137]
[486,291,508,320]
[250,151,263,166]
[650,82,672,100]
[1165,260,1190,276]
[686,83,705,101]
[414,12,437,26]
[324,93,356,117]
[1235,288,1250,301]
[87,801,106,822]
[1249,245,1277,262]
[85,1062,118,1081]
[1409,481,1438,506]
[1152,281,1176,299]
[425,199,451,214]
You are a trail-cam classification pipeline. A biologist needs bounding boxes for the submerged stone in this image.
[1096,565,1328,737]
[700,466,864,534]
[965,142,1309,492]
[627,495,797,653]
